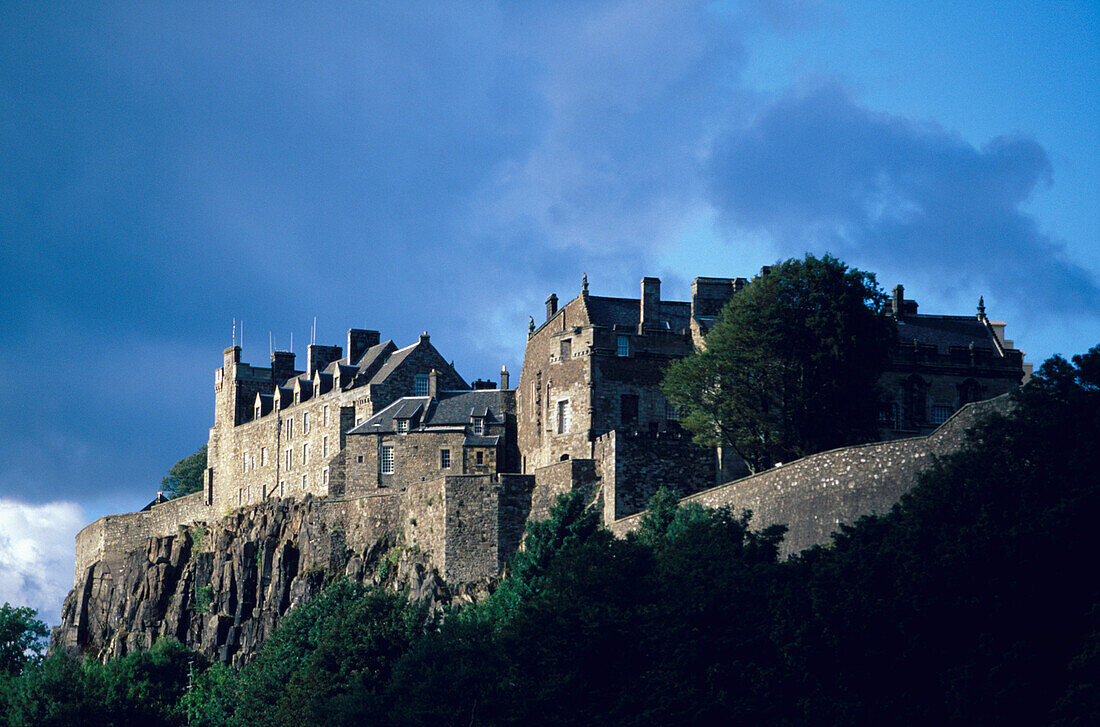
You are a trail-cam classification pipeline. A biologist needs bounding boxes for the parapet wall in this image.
[594,429,715,522]
[74,492,210,580]
[608,395,1012,556]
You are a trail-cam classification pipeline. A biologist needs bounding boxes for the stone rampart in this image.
[74,492,210,582]
[594,429,715,522]
[530,459,598,522]
[608,395,1012,556]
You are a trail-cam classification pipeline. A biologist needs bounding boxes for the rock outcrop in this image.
[51,495,492,665]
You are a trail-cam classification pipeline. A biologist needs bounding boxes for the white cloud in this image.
[0,498,84,627]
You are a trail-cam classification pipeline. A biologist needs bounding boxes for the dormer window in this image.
[396,418,409,434]
[617,336,630,357]
[472,417,484,435]
[414,374,429,397]
[294,391,300,405]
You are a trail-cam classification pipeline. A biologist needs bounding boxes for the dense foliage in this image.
[6,345,1098,725]
[663,254,895,472]
[0,604,47,678]
[161,444,207,498]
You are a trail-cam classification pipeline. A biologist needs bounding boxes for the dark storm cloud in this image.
[705,85,1100,313]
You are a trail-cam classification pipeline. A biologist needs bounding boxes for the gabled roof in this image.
[367,342,419,386]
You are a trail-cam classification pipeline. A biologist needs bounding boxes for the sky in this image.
[1,1,1096,625]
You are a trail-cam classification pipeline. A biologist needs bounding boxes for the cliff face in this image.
[51,496,487,666]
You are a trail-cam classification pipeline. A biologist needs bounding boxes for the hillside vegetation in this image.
[3,346,1097,727]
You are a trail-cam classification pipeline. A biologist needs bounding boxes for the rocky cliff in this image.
[51,495,491,666]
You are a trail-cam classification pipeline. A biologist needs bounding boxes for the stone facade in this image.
[878,286,1027,437]
[206,330,468,513]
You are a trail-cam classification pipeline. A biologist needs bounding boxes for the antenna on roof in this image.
[241,320,244,352]
[232,318,236,347]
[269,332,273,357]
[311,317,317,346]
[290,332,293,352]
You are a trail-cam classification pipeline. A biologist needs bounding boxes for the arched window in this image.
[958,379,982,406]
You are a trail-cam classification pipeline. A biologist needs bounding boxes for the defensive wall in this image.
[74,492,209,579]
[75,395,1011,588]
[593,429,716,522]
[607,395,1013,556]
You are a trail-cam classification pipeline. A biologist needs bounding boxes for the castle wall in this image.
[594,430,715,522]
[443,475,501,583]
[607,395,1012,556]
[74,492,209,581]
[530,458,599,522]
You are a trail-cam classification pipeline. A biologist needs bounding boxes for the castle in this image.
[73,272,1028,588]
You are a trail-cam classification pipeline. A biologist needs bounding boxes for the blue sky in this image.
[1,1,1097,623]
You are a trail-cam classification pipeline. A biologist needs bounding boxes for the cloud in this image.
[0,499,84,626]
[704,84,1100,315]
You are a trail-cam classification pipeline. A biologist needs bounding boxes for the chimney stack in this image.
[271,350,296,385]
[428,368,439,398]
[546,293,558,321]
[640,277,661,332]
[500,365,510,390]
[347,329,380,365]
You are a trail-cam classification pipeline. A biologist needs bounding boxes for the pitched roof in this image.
[584,295,692,332]
[897,315,1000,352]
[349,389,506,435]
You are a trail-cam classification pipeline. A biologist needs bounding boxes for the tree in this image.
[161,444,207,498]
[0,603,48,677]
[663,254,894,473]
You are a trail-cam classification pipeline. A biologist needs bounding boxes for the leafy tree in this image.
[161,444,207,498]
[0,603,48,677]
[663,253,895,473]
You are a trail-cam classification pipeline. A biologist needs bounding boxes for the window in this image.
[665,400,680,421]
[356,455,364,464]
[560,338,572,359]
[440,449,451,469]
[286,418,294,439]
[931,405,952,425]
[302,443,309,465]
[323,405,329,427]
[621,394,638,426]
[396,418,409,434]
[261,447,268,466]
[302,412,310,434]
[285,449,292,469]
[322,436,329,458]
[242,453,249,473]
[476,451,484,466]
[617,336,629,357]
[255,405,261,419]
[322,467,329,486]
[301,474,308,490]
[294,391,300,405]
[279,481,284,497]
[557,400,568,434]
[414,374,429,397]
[381,446,394,474]
[473,418,484,435]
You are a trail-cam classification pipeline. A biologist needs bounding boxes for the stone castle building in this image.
[204,330,467,513]
[74,272,1029,597]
